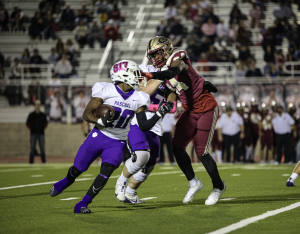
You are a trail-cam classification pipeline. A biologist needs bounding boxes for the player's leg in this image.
[115,124,150,201]
[49,128,103,197]
[196,107,225,205]
[159,135,166,164]
[74,138,126,213]
[287,161,300,187]
[165,132,175,164]
[124,131,160,203]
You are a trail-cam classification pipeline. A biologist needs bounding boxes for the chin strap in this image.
[148,101,177,113]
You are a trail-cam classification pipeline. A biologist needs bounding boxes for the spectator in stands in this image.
[39,0,50,17]
[227,23,236,46]
[236,23,252,47]
[29,49,43,74]
[156,20,167,37]
[95,0,108,13]
[75,20,89,48]
[287,25,300,48]
[275,50,285,74]
[249,2,261,28]
[219,45,236,64]
[10,5,24,32]
[88,21,106,48]
[43,11,56,40]
[216,19,229,45]
[19,48,30,75]
[26,99,48,164]
[186,30,201,62]
[48,47,59,65]
[98,8,108,24]
[0,5,9,31]
[56,38,64,54]
[235,60,246,79]
[164,4,177,24]
[201,17,216,41]
[202,6,220,25]
[110,4,121,28]
[273,1,293,20]
[238,46,251,67]
[207,45,218,63]
[264,45,275,65]
[261,27,276,52]
[178,0,189,19]
[3,76,23,105]
[73,90,90,123]
[169,17,184,47]
[273,19,285,46]
[49,73,61,86]
[266,64,279,79]
[197,52,210,76]
[55,55,72,78]
[229,4,243,25]
[193,15,203,37]
[60,5,75,31]
[29,11,44,40]
[47,91,66,123]
[58,48,74,64]
[66,39,76,54]
[104,19,118,42]
[10,58,21,79]
[245,60,263,77]
[75,3,90,26]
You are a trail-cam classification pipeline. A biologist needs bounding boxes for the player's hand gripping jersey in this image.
[163,50,218,113]
[130,64,167,136]
[92,82,150,140]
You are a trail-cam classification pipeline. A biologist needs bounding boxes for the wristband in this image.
[97,118,104,126]
[155,112,162,118]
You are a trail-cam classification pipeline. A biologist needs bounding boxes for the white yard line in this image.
[206,202,300,234]
[140,197,157,200]
[60,197,80,201]
[0,168,42,172]
[31,175,44,177]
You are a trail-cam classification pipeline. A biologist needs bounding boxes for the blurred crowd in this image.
[158,0,300,79]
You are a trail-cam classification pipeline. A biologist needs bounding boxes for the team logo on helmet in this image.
[157,37,168,44]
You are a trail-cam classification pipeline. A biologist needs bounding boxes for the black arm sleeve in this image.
[151,67,181,81]
[136,111,161,132]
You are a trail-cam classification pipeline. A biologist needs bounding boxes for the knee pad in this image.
[100,163,116,178]
[67,166,82,181]
[133,166,155,182]
[125,150,150,175]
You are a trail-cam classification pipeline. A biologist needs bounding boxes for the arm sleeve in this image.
[136,111,161,132]
[151,67,181,81]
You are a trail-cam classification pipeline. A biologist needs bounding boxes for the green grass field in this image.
[0,163,299,234]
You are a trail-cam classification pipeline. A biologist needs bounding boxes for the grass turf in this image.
[0,163,299,234]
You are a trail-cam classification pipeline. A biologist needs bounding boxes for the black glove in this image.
[156,100,174,118]
[100,110,115,127]
[204,81,218,93]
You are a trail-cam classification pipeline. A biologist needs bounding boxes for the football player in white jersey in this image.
[115,64,177,203]
[49,60,174,214]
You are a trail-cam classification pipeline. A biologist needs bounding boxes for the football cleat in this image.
[124,192,146,204]
[49,177,74,197]
[182,178,204,204]
[74,194,92,214]
[205,181,226,205]
[49,186,59,197]
[286,178,296,187]
[115,180,127,202]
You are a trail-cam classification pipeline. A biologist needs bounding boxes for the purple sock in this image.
[74,194,93,213]
[53,177,74,194]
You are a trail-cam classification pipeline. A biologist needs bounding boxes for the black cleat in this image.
[74,207,91,214]
[49,186,59,197]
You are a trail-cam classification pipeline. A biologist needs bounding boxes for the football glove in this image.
[97,110,115,127]
[204,81,218,93]
[156,100,174,118]
[141,72,153,81]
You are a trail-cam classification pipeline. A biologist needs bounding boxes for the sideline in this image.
[206,202,300,234]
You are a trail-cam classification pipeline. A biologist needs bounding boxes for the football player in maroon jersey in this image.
[143,36,225,205]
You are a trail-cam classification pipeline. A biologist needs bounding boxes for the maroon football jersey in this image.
[165,50,205,105]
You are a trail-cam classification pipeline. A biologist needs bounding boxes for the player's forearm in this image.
[148,101,177,113]
[83,111,98,124]
[141,79,163,96]
[136,111,161,132]
[148,67,182,81]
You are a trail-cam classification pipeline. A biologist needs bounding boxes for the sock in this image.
[173,147,195,181]
[211,152,216,161]
[198,153,224,190]
[216,150,222,163]
[290,172,298,182]
[87,174,109,199]
[125,186,136,195]
[119,172,129,183]
[245,147,251,160]
[189,176,198,187]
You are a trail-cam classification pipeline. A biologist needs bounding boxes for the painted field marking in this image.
[282,174,290,176]
[159,167,176,170]
[0,168,42,172]
[82,174,94,177]
[60,197,80,201]
[31,175,43,177]
[231,174,240,177]
[141,197,157,201]
[287,198,300,200]
[206,202,300,234]
[220,198,236,201]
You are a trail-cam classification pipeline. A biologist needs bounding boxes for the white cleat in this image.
[182,178,204,204]
[115,179,126,202]
[205,181,226,205]
[124,193,146,204]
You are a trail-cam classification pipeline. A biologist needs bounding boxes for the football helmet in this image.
[110,60,146,90]
[146,36,174,68]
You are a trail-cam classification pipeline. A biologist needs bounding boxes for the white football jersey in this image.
[130,64,165,136]
[92,82,150,140]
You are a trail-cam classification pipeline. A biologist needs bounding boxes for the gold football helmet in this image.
[146,36,174,68]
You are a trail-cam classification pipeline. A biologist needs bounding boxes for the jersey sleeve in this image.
[137,91,150,109]
[91,82,108,99]
[166,50,188,67]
